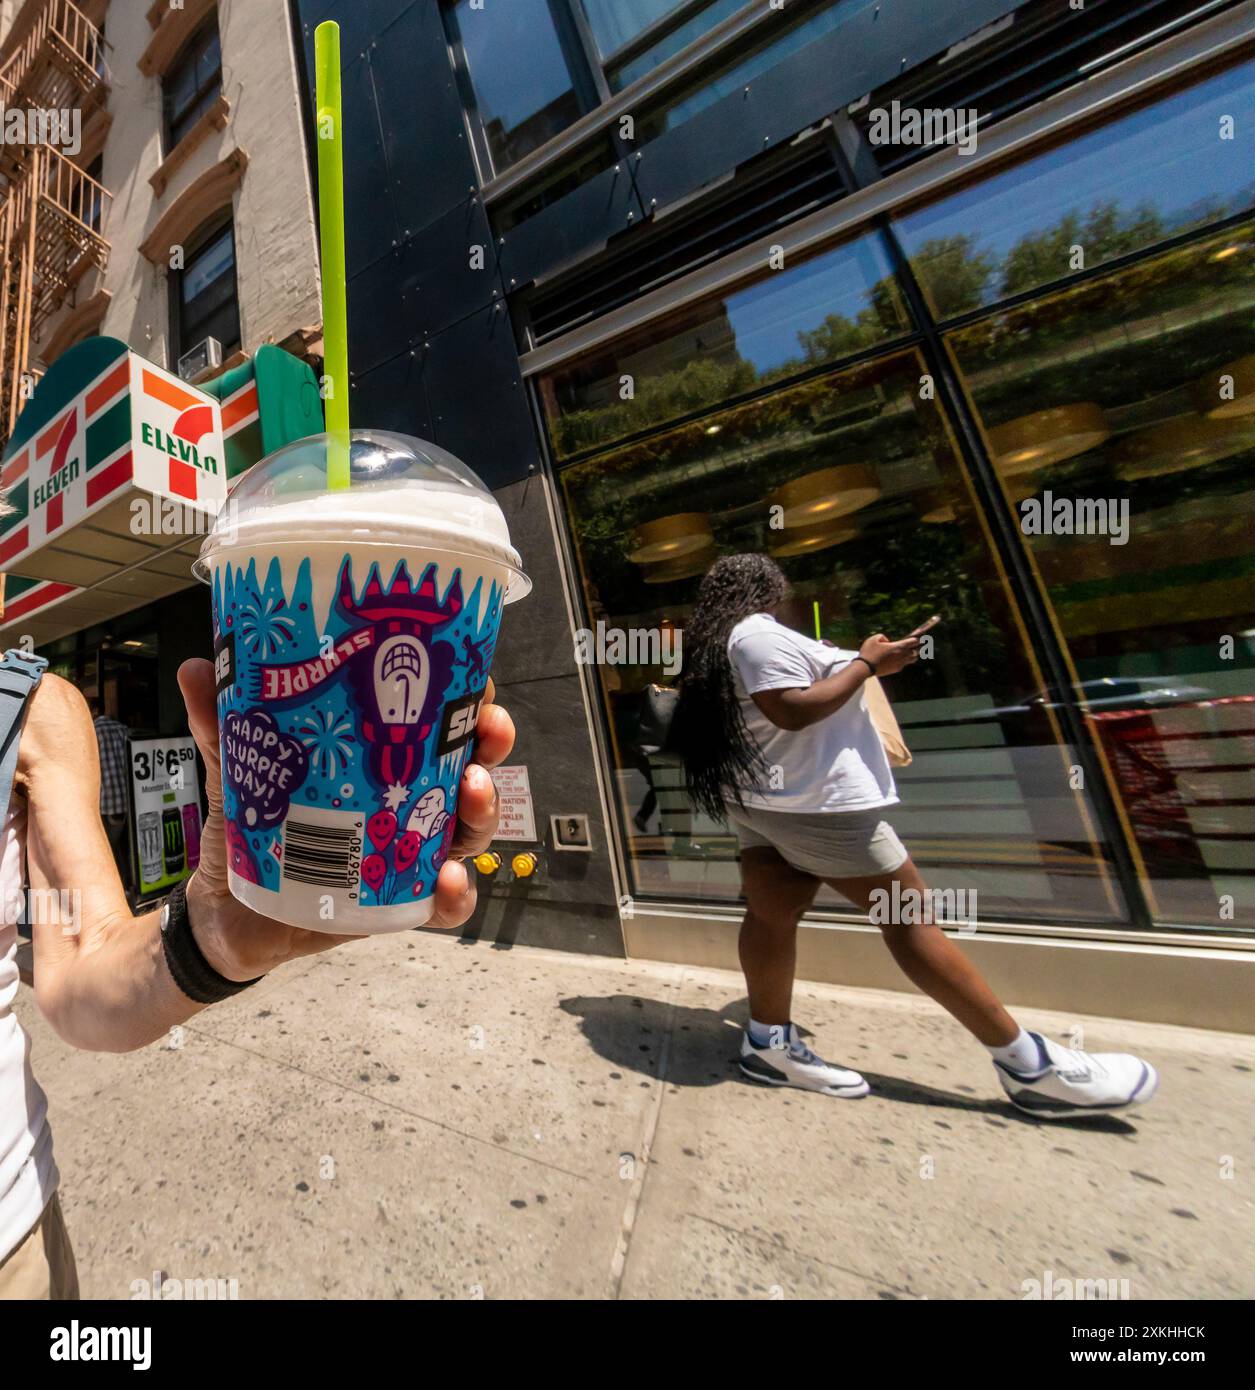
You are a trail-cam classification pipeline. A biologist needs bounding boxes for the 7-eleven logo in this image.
[28,401,85,543]
[130,360,225,509]
[166,401,217,499]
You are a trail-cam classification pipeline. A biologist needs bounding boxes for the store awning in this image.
[0,336,321,645]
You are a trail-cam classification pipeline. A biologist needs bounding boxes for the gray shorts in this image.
[724,803,909,879]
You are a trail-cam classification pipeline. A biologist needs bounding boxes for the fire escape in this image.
[0,0,111,449]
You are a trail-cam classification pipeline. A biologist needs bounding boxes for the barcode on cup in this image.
[281,807,364,890]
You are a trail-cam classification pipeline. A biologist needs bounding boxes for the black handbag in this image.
[637,683,679,755]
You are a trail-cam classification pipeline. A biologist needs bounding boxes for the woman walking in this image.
[671,554,1157,1118]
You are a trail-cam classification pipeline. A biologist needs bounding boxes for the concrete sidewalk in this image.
[16,930,1255,1299]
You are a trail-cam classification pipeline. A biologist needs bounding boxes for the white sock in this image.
[986,1027,1042,1072]
[748,1018,789,1049]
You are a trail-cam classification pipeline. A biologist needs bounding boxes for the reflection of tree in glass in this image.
[552,355,759,458]
[838,525,1008,695]
[551,204,1253,460]
[793,275,907,363]
[561,345,1034,706]
[999,202,1165,297]
[550,284,906,458]
[951,225,1255,426]
[903,234,996,318]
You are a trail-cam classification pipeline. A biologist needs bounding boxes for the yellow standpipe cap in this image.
[511,852,538,878]
[473,851,501,874]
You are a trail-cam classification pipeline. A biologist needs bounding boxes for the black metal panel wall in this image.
[368,4,480,230]
[496,161,644,292]
[633,0,1028,212]
[506,0,1029,284]
[422,304,537,476]
[404,199,506,338]
[293,0,623,955]
[350,346,434,441]
[294,0,533,490]
[294,0,1033,480]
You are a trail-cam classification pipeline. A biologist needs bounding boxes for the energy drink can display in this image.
[161,806,186,877]
[137,812,163,887]
[181,802,202,872]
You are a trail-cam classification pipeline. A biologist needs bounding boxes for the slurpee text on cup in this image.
[194,430,529,933]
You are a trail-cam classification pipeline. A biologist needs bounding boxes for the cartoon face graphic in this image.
[376,634,430,726]
[336,560,461,795]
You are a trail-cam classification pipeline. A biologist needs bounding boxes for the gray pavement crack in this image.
[607,966,682,1298]
[180,1022,591,1184]
[683,1211,925,1299]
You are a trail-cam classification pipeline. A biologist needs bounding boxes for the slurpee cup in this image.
[194,430,529,933]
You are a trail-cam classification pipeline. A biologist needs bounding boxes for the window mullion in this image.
[552,0,613,109]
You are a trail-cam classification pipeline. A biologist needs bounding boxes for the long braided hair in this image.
[672,553,790,820]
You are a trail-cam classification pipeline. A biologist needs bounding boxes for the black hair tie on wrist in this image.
[852,655,878,676]
[160,879,262,1004]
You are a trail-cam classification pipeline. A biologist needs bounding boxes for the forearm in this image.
[772,662,871,730]
[36,906,207,1052]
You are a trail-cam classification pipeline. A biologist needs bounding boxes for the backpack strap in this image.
[0,649,49,823]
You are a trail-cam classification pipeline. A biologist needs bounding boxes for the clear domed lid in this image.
[194,429,529,600]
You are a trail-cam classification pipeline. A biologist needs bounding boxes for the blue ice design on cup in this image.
[212,553,502,924]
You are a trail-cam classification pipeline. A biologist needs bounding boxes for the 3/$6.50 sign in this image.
[131,741,195,785]
[129,736,202,897]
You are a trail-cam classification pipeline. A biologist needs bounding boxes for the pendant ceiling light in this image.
[627,512,714,563]
[921,500,958,525]
[768,519,861,557]
[986,403,1111,473]
[641,544,717,583]
[766,464,881,528]
[1198,354,1255,419]
[1114,412,1255,479]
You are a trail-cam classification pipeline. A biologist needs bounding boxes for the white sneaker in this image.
[739,1023,870,1098]
[995,1031,1158,1119]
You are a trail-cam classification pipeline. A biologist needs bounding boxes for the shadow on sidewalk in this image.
[559,993,1137,1132]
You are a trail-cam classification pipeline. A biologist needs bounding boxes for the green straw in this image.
[315,21,350,491]
[812,600,822,641]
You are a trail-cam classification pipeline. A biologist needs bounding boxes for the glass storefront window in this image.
[450,0,585,173]
[540,231,910,461]
[896,60,1255,319]
[946,220,1255,929]
[553,346,1129,924]
[534,49,1255,936]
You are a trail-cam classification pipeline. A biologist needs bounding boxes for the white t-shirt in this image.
[726,613,897,813]
[0,792,58,1262]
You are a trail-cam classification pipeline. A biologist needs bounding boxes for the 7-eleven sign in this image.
[23,397,86,545]
[130,357,226,508]
[0,337,295,585]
